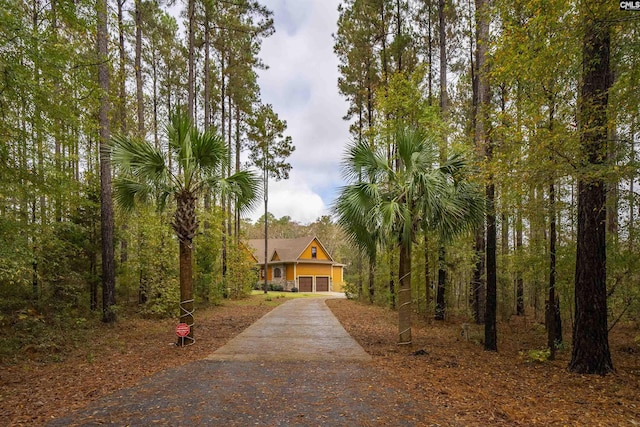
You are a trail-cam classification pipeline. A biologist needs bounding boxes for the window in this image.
[274,267,282,278]
[311,246,317,259]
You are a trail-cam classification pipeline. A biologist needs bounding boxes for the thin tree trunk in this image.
[516,199,524,315]
[435,245,446,320]
[424,231,431,313]
[97,0,116,323]
[204,5,211,129]
[435,0,449,322]
[235,106,241,240]
[117,0,128,265]
[485,180,497,351]
[368,256,375,303]
[187,0,195,120]
[475,0,496,351]
[547,181,558,359]
[263,143,268,294]
[630,120,635,248]
[135,0,144,138]
[472,228,485,323]
[389,250,396,310]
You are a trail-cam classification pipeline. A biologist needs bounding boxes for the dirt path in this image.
[47,298,426,426]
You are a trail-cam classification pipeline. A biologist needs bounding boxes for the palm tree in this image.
[111,110,260,345]
[335,127,484,345]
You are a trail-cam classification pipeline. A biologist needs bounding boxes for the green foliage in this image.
[226,241,259,299]
[523,348,551,363]
[118,207,179,318]
[194,208,224,303]
[0,217,31,290]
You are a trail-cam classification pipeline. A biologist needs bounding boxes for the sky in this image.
[246,0,351,224]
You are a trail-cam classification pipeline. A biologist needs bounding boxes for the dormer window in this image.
[311,246,317,259]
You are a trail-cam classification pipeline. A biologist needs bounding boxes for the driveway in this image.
[47,297,423,426]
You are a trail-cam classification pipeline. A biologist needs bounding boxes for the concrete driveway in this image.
[207,296,371,362]
[47,296,424,426]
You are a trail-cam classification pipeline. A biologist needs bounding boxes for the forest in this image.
[1,0,639,383]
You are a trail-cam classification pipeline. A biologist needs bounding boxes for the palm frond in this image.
[113,178,154,212]
[192,128,228,172]
[342,139,389,183]
[333,184,379,257]
[111,134,167,184]
[210,170,262,214]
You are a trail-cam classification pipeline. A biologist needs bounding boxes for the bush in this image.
[291,287,299,293]
[268,284,284,292]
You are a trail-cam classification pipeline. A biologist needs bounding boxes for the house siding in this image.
[296,263,332,276]
[332,266,345,292]
[300,239,330,260]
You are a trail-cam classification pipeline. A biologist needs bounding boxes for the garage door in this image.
[316,277,329,292]
[299,277,313,292]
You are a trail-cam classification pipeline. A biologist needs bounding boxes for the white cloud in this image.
[246,173,328,224]
[254,0,351,224]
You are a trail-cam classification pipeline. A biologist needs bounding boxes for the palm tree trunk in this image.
[173,191,198,345]
[397,242,412,345]
[179,239,194,344]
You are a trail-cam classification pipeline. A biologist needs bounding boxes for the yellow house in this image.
[246,236,345,292]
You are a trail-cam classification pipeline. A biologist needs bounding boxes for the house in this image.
[246,236,345,293]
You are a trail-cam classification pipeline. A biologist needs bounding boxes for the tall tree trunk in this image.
[435,0,449,322]
[475,0,496,351]
[516,197,524,315]
[569,2,613,374]
[117,0,128,265]
[51,0,63,223]
[547,181,559,359]
[135,0,144,138]
[235,106,241,240]
[204,5,211,129]
[97,0,116,323]
[263,154,268,294]
[426,0,433,105]
[187,0,195,120]
[368,256,375,303]
[485,180,497,351]
[435,245,446,320]
[472,229,485,323]
[630,120,635,248]
[424,231,431,312]
[389,249,396,310]
[547,103,562,359]
[439,0,447,115]
[117,0,127,134]
[397,241,412,345]
[395,0,402,72]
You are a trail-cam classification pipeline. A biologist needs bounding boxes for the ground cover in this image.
[327,299,640,426]
[0,295,289,426]
[2,295,638,426]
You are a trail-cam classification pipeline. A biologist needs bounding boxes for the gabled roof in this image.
[246,236,335,265]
